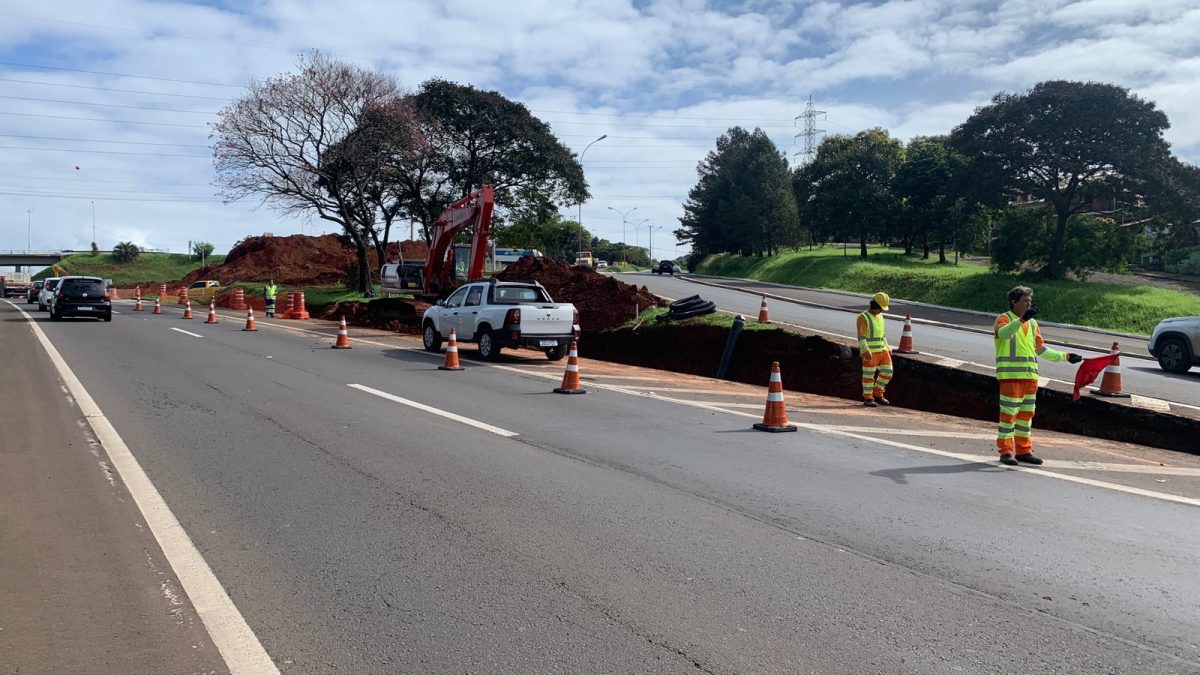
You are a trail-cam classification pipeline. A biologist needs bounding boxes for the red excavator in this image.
[380,184,495,298]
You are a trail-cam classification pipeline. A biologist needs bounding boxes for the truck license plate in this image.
[539,339,557,347]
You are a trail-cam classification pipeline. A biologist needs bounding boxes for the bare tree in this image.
[211,51,414,292]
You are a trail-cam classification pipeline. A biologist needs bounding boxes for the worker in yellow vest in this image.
[994,286,1082,465]
[857,292,893,407]
[263,279,278,318]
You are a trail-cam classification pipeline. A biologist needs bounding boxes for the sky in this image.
[1,0,1198,266]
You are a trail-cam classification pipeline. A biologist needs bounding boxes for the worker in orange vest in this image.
[857,292,893,407]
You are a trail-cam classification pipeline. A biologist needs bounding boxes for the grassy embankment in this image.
[697,247,1200,336]
[34,252,226,286]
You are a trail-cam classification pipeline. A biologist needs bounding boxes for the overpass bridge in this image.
[0,250,87,268]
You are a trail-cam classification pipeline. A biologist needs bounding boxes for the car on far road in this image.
[1148,316,1200,373]
[26,280,44,304]
[652,260,681,275]
[596,260,608,269]
[48,276,111,322]
[38,277,61,311]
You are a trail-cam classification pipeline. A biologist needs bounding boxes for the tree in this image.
[795,129,904,258]
[991,207,1139,279]
[112,241,141,263]
[192,241,215,265]
[676,127,799,257]
[90,241,99,257]
[211,51,409,292]
[950,81,1172,279]
[394,79,588,244]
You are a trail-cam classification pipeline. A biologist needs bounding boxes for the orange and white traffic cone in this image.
[182,300,193,320]
[895,315,918,354]
[331,316,351,349]
[757,295,770,323]
[1095,342,1130,398]
[553,341,587,394]
[204,300,218,324]
[153,298,162,315]
[242,308,258,331]
[439,328,464,370]
[133,288,143,312]
[753,361,797,432]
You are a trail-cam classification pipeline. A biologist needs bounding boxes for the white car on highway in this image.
[422,279,579,361]
[38,277,61,311]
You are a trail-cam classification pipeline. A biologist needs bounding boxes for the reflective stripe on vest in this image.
[859,311,888,354]
[265,284,277,300]
[995,311,1038,380]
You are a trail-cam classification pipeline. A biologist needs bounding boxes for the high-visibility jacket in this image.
[857,311,888,354]
[264,284,277,301]
[993,311,1067,380]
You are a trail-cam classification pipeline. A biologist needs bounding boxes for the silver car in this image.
[38,277,61,312]
[1148,316,1200,373]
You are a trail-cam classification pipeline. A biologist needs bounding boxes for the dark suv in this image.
[49,276,112,321]
[652,260,681,275]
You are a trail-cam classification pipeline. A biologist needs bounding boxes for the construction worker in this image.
[857,292,893,407]
[994,286,1083,466]
[263,279,277,318]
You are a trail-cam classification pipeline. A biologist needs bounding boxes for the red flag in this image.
[1073,354,1120,401]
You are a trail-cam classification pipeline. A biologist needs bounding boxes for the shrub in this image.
[112,241,141,263]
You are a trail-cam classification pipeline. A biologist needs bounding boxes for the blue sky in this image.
[1,0,1198,263]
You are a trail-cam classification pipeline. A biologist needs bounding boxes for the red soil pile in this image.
[182,234,428,287]
[495,258,665,331]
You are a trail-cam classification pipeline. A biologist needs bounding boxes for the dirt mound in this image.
[182,234,429,287]
[312,298,430,335]
[495,258,665,331]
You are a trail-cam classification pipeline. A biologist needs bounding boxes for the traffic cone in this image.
[182,300,193,319]
[242,308,258,331]
[757,295,769,323]
[331,316,351,349]
[1095,342,1130,398]
[133,287,143,312]
[753,362,797,432]
[281,292,294,319]
[895,315,918,354]
[153,298,162,315]
[439,328,464,370]
[204,301,218,324]
[553,341,587,394]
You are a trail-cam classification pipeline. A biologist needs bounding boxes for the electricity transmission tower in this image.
[793,95,826,166]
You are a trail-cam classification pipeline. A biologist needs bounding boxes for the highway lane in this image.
[620,271,1200,407]
[10,301,1200,672]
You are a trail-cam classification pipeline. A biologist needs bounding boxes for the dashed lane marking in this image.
[170,327,203,338]
[3,299,279,674]
[348,383,518,437]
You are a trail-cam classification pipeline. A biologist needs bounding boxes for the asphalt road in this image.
[4,298,1200,673]
[620,271,1200,408]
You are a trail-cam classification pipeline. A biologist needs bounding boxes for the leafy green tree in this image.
[676,127,799,257]
[192,241,215,264]
[112,241,141,263]
[895,137,961,260]
[795,129,904,258]
[992,207,1139,279]
[951,81,1172,279]
[90,241,99,257]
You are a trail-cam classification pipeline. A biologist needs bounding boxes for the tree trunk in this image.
[938,239,946,264]
[1048,209,1069,279]
[922,235,930,260]
[355,241,371,294]
[859,235,868,259]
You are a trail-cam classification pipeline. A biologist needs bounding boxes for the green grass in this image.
[696,246,1200,335]
[34,252,226,285]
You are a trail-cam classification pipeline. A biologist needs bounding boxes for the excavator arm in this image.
[423,184,495,295]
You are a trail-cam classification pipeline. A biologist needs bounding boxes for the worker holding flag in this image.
[993,286,1083,466]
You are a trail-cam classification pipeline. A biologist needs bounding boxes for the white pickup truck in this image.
[421,279,579,361]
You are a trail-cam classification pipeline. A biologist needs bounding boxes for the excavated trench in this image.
[580,323,1200,456]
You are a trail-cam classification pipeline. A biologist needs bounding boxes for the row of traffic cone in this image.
[756,294,921,355]
[435,328,587,394]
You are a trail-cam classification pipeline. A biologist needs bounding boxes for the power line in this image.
[0,77,233,101]
[0,172,214,186]
[0,95,217,115]
[0,133,211,148]
[0,145,209,158]
[0,190,220,203]
[0,111,208,128]
[0,60,245,88]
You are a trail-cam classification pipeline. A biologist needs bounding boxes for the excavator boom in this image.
[422,184,495,296]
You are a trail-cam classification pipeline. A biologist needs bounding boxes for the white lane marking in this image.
[604,386,763,396]
[170,327,204,338]
[347,383,518,437]
[3,299,278,673]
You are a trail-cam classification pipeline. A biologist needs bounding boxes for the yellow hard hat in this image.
[872,292,890,310]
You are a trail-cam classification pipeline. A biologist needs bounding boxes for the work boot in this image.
[999,453,1018,466]
[863,399,878,407]
[875,397,890,406]
[1015,453,1044,465]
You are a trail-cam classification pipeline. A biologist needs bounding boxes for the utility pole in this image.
[607,206,637,265]
[577,134,607,258]
[26,207,32,249]
[90,200,96,248]
[793,95,826,166]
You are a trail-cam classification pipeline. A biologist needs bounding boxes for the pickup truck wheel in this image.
[1156,337,1193,373]
[422,322,443,352]
[478,330,502,361]
[545,344,568,361]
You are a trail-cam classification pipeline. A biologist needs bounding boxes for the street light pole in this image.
[632,218,648,264]
[648,224,663,263]
[606,206,637,265]
[577,134,607,258]
[27,208,32,249]
[91,200,96,248]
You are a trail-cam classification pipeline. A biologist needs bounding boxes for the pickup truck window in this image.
[464,287,483,307]
[492,286,551,304]
[445,286,469,308]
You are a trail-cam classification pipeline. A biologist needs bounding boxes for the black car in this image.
[652,260,681,275]
[49,276,112,321]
